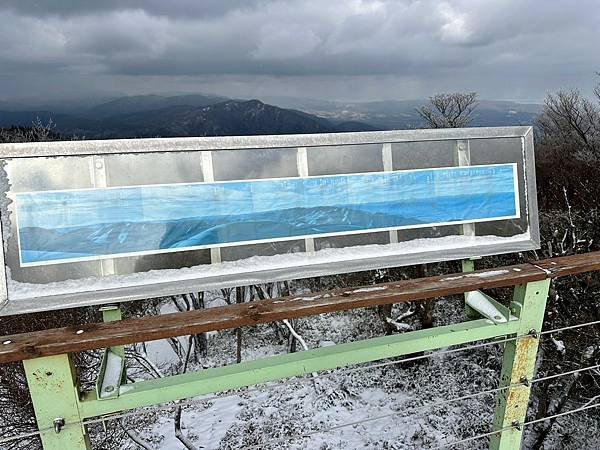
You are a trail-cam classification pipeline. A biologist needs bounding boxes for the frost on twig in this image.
[282,318,318,381]
[118,420,154,450]
[385,317,413,332]
[174,336,200,450]
[550,335,566,354]
[126,347,165,379]
[383,304,417,332]
[282,319,309,351]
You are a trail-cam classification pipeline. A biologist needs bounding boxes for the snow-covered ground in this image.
[101,295,597,450]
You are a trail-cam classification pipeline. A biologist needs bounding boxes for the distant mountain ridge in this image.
[91,99,378,138]
[0,99,377,138]
[0,93,541,139]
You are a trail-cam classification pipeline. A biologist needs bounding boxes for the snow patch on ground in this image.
[147,394,245,450]
[118,297,500,449]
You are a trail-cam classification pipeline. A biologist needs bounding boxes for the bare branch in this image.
[174,336,200,450]
[118,420,154,450]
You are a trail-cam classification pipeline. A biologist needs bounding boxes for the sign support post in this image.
[490,279,551,449]
[23,354,91,450]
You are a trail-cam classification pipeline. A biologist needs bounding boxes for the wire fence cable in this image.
[2,318,600,446]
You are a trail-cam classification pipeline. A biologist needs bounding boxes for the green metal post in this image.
[97,305,126,398]
[490,279,551,450]
[462,258,479,319]
[100,305,124,359]
[461,259,475,273]
[23,354,91,450]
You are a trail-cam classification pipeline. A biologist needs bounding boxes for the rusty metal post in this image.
[490,279,551,450]
[23,354,91,450]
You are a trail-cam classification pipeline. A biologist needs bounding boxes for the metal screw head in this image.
[528,329,539,338]
[104,385,115,393]
[94,160,104,169]
[53,418,65,434]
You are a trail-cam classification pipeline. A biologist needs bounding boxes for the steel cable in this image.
[2,318,600,446]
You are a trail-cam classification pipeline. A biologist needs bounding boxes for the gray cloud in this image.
[1,0,260,19]
[0,0,598,102]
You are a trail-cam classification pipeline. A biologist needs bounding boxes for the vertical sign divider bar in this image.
[89,156,116,276]
[381,143,398,244]
[296,147,315,253]
[201,151,222,263]
[454,140,475,237]
[454,140,477,307]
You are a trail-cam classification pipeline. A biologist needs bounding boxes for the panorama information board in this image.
[0,127,539,315]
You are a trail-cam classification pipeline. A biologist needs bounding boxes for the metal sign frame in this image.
[0,126,539,316]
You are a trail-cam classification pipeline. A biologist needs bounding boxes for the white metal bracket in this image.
[96,348,125,399]
[466,290,518,324]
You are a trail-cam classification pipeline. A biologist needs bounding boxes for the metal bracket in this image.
[96,305,126,400]
[96,348,125,399]
[465,290,517,324]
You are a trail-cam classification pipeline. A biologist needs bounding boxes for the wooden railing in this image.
[1,252,598,364]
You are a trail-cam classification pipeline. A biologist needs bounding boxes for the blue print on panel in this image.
[15,164,518,265]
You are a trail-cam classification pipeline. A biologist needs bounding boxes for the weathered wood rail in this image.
[1,252,598,364]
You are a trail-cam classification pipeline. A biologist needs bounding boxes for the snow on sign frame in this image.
[0,127,539,315]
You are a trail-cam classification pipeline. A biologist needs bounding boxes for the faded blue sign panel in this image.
[15,164,519,266]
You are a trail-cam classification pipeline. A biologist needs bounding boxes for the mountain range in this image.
[0,93,541,139]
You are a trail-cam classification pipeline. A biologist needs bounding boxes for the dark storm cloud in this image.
[0,0,599,101]
[1,0,260,18]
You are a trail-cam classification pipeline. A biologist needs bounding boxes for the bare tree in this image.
[535,75,600,211]
[536,88,600,161]
[417,92,478,128]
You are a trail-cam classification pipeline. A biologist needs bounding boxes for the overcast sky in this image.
[0,0,598,103]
